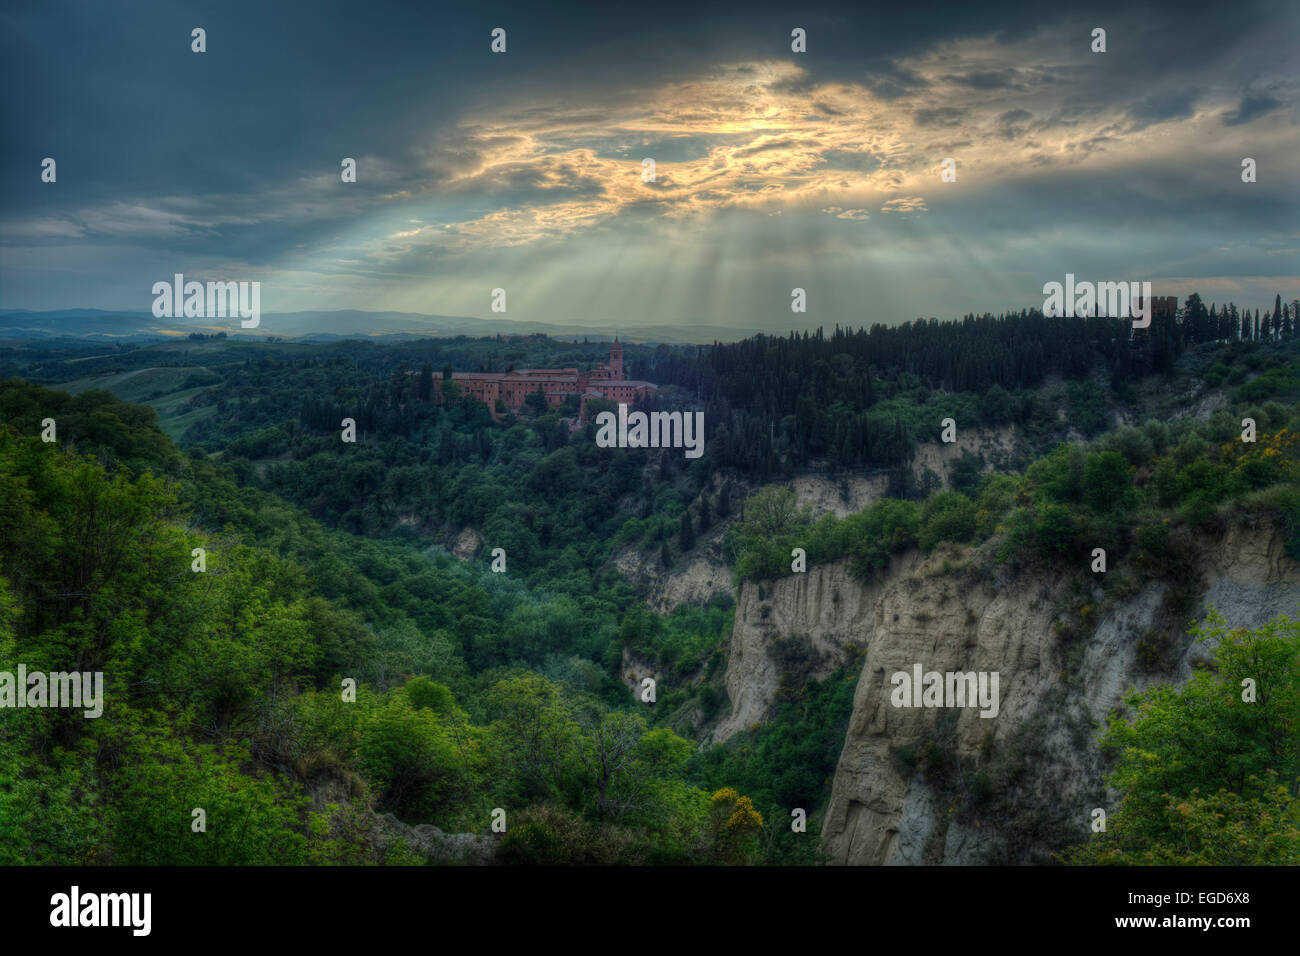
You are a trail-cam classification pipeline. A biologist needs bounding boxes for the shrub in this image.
[1134,522,1172,575]
[1275,486,1300,561]
[1034,504,1078,557]
[498,818,570,865]
[919,492,977,551]
[406,677,456,715]
[1082,450,1132,513]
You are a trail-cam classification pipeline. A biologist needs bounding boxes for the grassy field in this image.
[55,366,221,442]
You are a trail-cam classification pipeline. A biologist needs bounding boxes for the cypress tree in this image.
[679,510,695,550]
[716,482,732,518]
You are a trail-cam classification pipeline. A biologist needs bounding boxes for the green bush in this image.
[1274,486,1300,561]
[1082,450,1132,513]
[358,700,467,821]
[919,491,976,551]
[1034,504,1078,557]
[407,677,456,715]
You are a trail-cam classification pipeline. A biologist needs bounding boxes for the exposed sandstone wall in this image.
[611,474,888,614]
[821,520,1300,864]
[703,517,1300,864]
[790,474,890,517]
[609,546,732,613]
[710,551,921,743]
[910,424,1018,489]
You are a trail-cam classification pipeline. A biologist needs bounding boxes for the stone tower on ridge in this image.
[610,336,623,380]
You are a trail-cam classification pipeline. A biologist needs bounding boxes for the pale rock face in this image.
[1077,580,1166,724]
[888,778,937,865]
[1186,389,1227,422]
[819,524,1300,865]
[620,647,663,697]
[710,551,921,743]
[610,546,731,613]
[1197,521,1300,625]
[790,474,890,518]
[703,520,1300,864]
[369,813,495,865]
[942,816,996,864]
[615,460,970,615]
[652,556,730,612]
[611,474,887,614]
[307,774,494,864]
[823,552,1067,865]
[450,527,484,559]
[623,464,1300,862]
[910,425,1017,489]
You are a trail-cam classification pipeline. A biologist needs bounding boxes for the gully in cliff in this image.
[890,664,999,718]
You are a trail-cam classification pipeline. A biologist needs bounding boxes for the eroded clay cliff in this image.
[707,516,1300,864]
[821,518,1300,864]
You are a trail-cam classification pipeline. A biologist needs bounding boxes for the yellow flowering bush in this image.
[709,787,764,864]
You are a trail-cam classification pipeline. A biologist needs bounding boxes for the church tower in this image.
[610,336,624,379]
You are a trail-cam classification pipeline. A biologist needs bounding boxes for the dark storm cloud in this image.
[945,69,1023,90]
[914,107,969,127]
[996,108,1034,139]
[1127,88,1207,131]
[861,63,930,101]
[1222,90,1284,125]
[819,149,886,173]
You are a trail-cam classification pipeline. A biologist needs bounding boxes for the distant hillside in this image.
[0,308,750,345]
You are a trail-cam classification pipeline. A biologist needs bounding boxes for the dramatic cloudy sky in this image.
[2,0,1297,334]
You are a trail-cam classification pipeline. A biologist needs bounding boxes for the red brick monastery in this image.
[432,337,656,422]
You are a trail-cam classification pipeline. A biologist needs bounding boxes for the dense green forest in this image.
[3,296,1299,865]
[646,293,1300,479]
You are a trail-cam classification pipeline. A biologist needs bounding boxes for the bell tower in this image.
[610,336,624,380]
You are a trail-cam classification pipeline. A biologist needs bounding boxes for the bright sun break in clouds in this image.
[361,25,1294,265]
